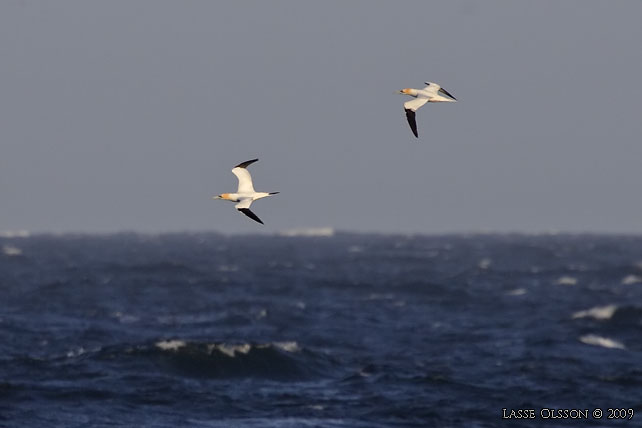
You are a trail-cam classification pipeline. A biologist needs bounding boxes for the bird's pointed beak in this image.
[213,195,222,199]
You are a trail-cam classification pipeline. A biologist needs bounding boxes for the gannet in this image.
[398,82,457,138]
[213,159,279,225]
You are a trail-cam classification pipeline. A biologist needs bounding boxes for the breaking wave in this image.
[579,334,626,350]
[80,340,338,381]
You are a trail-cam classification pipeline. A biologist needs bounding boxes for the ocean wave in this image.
[0,230,30,238]
[621,275,642,285]
[572,305,618,320]
[555,276,578,285]
[572,305,642,327]
[147,340,328,380]
[54,340,330,381]
[2,245,23,256]
[477,258,492,270]
[278,227,335,237]
[579,334,626,350]
[155,339,187,351]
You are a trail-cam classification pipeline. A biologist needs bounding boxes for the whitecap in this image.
[112,311,139,324]
[279,227,334,237]
[307,404,325,411]
[155,340,187,351]
[0,230,30,238]
[272,341,300,352]
[506,288,527,296]
[2,245,22,256]
[358,368,372,377]
[572,304,618,320]
[555,276,578,285]
[478,258,492,270]
[66,347,86,358]
[212,343,252,357]
[621,275,642,285]
[579,334,625,350]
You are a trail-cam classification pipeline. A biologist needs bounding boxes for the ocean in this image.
[1,231,641,427]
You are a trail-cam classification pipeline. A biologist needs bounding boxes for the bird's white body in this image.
[214,159,278,224]
[399,81,457,137]
[219,192,273,203]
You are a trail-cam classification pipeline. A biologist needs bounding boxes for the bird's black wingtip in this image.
[234,158,259,169]
[238,208,264,224]
[438,87,457,101]
[405,108,419,138]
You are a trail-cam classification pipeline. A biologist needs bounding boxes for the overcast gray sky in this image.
[1,1,641,235]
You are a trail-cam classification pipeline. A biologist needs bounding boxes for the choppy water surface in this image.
[1,232,641,427]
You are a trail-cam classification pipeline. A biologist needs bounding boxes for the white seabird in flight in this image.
[213,159,279,225]
[398,82,457,138]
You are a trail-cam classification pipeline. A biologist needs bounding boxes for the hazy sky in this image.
[2,1,642,235]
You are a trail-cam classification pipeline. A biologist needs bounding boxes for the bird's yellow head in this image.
[398,88,416,96]
[214,193,232,200]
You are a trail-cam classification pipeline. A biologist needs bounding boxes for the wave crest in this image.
[147,340,327,380]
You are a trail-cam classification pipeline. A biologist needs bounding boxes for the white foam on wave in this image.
[506,288,527,296]
[212,343,252,357]
[155,340,301,356]
[579,334,625,350]
[307,404,325,411]
[65,346,103,359]
[112,311,139,324]
[572,304,618,320]
[2,245,22,256]
[478,258,492,270]
[155,340,187,351]
[555,276,578,286]
[621,275,642,285]
[271,341,300,352]
[0,230,30,238]
[66,347,86,358]
[279,227,334,237]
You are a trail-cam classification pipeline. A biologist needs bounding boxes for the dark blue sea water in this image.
[1,232,641,427]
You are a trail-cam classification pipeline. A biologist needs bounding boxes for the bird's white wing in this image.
[422,82,440,97]
[403,98,428,138]
[424,82,456,101]
[232,167,255,193]
[404,98,428,112]
[234,198,253,210]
